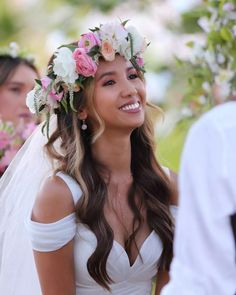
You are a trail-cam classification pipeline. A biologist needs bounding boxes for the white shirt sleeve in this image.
[161,107,236,295]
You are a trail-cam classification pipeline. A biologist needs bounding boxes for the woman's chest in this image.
[73,223,163,286]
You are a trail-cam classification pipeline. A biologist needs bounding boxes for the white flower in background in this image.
[126,26,147,55]
[204,50,219,73]
[198,95,207,104]
[232,25,236,36]
[202,81,211,93]
[53,47,78,84]
[223,2,235,11]
[99,21,128,52]
[181,107,193,118]
[198,17,211,33]
[215,81,231,100]
[9,42,20,58]
[215,68,234,83]
[214,69,234,100]
[217,53,225,64]
[190,43,204,64]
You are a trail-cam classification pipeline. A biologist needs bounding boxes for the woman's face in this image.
[0,63,38,125]
[91,55,146,132]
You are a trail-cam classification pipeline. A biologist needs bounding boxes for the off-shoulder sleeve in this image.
[25,172,82,252]
[25,212,77,252]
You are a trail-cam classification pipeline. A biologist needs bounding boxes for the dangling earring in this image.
[81,119,87,130]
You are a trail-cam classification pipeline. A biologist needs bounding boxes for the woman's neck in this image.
[91,132,132,178]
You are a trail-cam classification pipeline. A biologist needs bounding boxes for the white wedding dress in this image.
[26,171,177,295]
[0,121,177,295]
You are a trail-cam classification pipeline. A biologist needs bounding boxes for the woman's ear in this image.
[78,108,88,120]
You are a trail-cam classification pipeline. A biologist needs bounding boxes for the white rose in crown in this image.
[119,38,131,60]
[26,86,49,114]
[26,89,37,114]
[126,26,147,55]
[53,47,78,84]
[99,21,128,52]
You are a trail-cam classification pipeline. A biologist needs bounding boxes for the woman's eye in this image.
[10,87,21,94]
[129,73,138,80]
[103,80,115,86]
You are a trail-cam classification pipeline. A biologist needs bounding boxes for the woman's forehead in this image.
[95,55,132,76]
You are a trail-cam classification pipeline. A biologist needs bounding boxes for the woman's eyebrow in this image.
[97,66,135,81]
[6,81,24,86]
[97,71,116,81]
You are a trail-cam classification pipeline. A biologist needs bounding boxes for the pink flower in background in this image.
[73,48,97,77]
[0,148,18,173]
[0,130,11,149]
[0,120,37,174]
[21,122,36,140]
[78,32,101,53]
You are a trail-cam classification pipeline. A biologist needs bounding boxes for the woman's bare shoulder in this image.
[31,175,75,223]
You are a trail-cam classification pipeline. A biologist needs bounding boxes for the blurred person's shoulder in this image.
[191,101,236,136]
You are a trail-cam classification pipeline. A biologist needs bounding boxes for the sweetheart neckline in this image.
[77,223,156,268]
[113,230,155,267]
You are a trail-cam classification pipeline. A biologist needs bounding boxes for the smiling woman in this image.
[0,21,177,295]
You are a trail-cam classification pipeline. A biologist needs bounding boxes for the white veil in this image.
[0,117,57,294]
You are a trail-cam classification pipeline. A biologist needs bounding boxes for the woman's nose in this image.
[120,79,138,98]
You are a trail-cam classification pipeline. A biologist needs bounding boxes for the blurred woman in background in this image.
[0,42,39,174]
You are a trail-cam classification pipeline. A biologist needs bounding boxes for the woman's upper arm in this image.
[32,176,76,295]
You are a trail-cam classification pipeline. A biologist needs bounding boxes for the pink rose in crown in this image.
[136,56,144,68]
[78,32,101,53]
[41,76,51,89]
[41,76,63,102]
[73,48,97,77]
[0,130,11,149]
[101,40,115,61]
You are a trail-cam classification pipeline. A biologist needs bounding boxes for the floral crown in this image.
[26,20,148,131]
[0,42,35,64]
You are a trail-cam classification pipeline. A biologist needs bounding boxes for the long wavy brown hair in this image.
[45,63,174,291]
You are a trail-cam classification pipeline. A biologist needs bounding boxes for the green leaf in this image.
[89,27,100,32]
[35,79,42,86]
[87,45,100,57]
[186,41,194,48]
[220,27,233,41]
[61,98,68,113]
[38,104,45,112]
[69,95,77,112]
[121,19,130,27]
[58,44,77,51]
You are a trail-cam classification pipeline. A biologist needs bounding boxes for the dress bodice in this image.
[73,222,162,294]
[26,170,177,295]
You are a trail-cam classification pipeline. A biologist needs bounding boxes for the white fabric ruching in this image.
[161,101,236,295]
